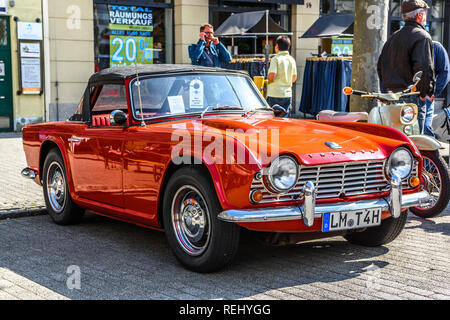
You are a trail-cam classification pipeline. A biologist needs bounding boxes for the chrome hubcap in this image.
[420,156,442,209]
[171,186,210,256]
[46,162,66,213]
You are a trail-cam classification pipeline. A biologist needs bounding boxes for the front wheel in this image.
[344,212,408,247]
[410,150,450,219]
[162,167,240,273]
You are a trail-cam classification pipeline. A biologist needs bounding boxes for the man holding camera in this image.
[188,24,232,68]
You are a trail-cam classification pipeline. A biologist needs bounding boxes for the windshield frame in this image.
[128,71,270,122]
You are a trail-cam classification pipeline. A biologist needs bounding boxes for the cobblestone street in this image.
[0,134,449,300]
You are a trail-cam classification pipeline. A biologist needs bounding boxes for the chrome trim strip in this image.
[218,190,430,223]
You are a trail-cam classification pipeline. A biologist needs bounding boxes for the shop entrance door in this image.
[0,16,13,132]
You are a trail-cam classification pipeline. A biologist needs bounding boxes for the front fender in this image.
[409,135,443,151]
[168,129,261,210]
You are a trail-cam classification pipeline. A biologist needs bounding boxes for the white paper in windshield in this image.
[167,96,185,114]
[189,79,204,108]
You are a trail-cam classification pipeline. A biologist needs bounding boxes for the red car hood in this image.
[193,116,408,167]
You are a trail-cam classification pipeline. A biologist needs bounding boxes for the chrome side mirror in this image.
[272,104,286,117]
[110,110,128,126]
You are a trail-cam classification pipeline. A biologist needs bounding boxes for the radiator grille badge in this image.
[325,141,342,149]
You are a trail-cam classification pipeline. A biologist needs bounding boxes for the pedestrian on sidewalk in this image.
[377,0,435,134]
[266,36,297,118]
[188,24,232,68]
[424,41,450,138]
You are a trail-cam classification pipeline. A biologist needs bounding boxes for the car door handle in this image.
[0,96,5,99]
[68,137,82,143]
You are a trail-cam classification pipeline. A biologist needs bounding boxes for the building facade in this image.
[0,0,448,131]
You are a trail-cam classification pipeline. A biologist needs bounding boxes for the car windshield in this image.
[130,73,268,119]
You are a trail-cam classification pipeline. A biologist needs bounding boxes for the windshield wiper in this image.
[201,105,244,118]
[212,105,244,111]
[242,107,274,117]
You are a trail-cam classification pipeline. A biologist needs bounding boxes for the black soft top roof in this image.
[88,64,248,86]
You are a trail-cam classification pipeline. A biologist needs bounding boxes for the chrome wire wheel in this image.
[46,161,66,213]
[171,185,211,256]
[420,156,442,209]
[410,150,449,219]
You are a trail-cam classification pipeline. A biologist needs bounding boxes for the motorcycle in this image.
[316,71,450,219]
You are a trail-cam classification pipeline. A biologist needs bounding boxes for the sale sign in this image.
[108,5,154,66]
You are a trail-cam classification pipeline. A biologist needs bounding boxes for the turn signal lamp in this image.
[250,190,263,204]
[343,87,353,95]
[411,86,417,92]
[409,176,420,188]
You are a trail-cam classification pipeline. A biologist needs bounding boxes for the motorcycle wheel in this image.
[410,150,450,219]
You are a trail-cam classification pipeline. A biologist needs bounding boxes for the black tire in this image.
[42,149,84,225]
[344,212,408,247]
[162,166,240,273]
[410,150,450,219]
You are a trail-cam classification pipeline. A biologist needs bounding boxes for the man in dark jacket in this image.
[424,41,450,137]
[377,0,435,134]
[188,24,232,68]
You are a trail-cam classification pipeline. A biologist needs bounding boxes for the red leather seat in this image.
[92,114,111,126]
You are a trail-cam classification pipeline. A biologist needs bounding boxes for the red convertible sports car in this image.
[22,65,431,272]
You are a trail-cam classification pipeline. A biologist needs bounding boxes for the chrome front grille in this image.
[251,160,417,204]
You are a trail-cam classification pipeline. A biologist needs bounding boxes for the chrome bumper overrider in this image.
[218,175,431,226]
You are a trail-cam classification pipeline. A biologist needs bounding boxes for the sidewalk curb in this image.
[0,207,47,220]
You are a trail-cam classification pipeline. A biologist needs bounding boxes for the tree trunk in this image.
[350,0,390,112]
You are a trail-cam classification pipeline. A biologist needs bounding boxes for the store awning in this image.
[214,11,289,36]
[222,0,304,4]
[300,14,354,38]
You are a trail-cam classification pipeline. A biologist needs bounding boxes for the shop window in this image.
[334,0,354,13]
[390,0,402,17]
[320,0,331,14]
[430,21,444,42]
[431,0,445,19]
[209,1,291,56]
[94,2,173,71]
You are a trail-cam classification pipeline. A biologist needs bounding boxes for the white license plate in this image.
[322,208,382,232]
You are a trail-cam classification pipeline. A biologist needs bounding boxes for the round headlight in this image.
[266,156,299,192]
[386,148,413,179]
[401,105,415,124]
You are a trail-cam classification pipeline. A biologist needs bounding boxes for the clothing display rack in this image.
[222,56,271,78]
[299,56,353,116]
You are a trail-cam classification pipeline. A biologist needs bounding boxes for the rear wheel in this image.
[410,150,449,219]
[344,212,408,247]
[43,149,84,225]
[163,167,240,272]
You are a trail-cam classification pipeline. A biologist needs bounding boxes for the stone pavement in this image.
[0,133,45,216]
[0,210,449,300]
[0,133,449,300]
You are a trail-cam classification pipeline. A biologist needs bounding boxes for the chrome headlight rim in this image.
[385,147,414,180]
[400,105,416,124]
[264,155,299,193]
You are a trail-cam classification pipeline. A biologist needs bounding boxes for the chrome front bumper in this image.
[218,175,431,226]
